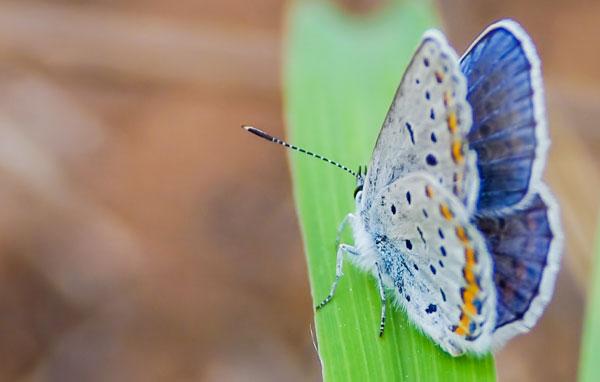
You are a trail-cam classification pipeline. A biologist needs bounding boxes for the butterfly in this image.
[244,19,563,356]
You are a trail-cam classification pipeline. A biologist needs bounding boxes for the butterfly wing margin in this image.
[362,30,479,215]
[461,19,549,213]
[366,172,496,355]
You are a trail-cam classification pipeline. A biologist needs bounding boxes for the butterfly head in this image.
[353,165,366,203]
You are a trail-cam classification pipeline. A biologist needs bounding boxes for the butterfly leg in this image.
[375,262,387,337]
[335,213,355,250]
[315,244,359,310]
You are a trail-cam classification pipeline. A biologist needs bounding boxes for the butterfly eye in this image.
[353,185,363,199]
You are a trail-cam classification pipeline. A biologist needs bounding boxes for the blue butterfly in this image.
[244,19,562,356]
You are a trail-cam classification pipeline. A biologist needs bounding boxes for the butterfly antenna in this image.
[242,125,357,177]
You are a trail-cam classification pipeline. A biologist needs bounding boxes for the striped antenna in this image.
[242,125,357,177]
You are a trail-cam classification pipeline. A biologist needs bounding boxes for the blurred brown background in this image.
[0,0,597,381]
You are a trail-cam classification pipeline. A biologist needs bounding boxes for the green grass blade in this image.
[579,219,600,382]
[285,1,496,380]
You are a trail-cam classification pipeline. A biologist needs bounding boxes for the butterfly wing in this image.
[363,30,479,215]
[461,20,562,345]
[461,20,548,213]
[366,172,495,355]
[475,185,563,347]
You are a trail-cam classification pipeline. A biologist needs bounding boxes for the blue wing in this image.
[460,20,548,212]
[475,187,562,346]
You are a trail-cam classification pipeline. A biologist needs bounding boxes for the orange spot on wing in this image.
[451,139,464,164]
[435,71,444,83]
[465,247,476,266]
[464,267,476,285]
[463,287,476,303]
[467,283,480,295]
[443,91,451,107]
[439,204,454,220]
[464,303,477,317]
[425,185,434,198]
[455,226,469,244]
[455,241,482,336]
[462,282,478,317]
[459,313,471,331]
[447,111,458,134]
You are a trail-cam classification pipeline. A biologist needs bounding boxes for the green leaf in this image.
[285,1,496,380]
[579,219,600,382]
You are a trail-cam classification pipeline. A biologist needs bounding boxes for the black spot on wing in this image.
[405,122,415,144]
[425,304,437,314]
[416,226,426,244]
[426,154,438,166]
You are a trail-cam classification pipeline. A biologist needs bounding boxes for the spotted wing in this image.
[368,172,495,355]
[474,186,563,347]
[363,30,479,215]
[461,20,548,212]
